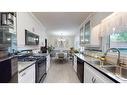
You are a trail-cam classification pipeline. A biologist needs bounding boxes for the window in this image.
[110,31,127,55]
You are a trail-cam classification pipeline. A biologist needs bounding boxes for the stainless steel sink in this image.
[104,66,120,74]
[91,60,113,66]
[103,66,127,80]
[91,60,101,65]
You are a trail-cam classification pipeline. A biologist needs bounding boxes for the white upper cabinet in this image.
[80,21,91,46]
[84,21,91,45]
[90,24,101,46]
[79,13,112,47]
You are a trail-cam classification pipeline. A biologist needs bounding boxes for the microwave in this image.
[25,30,39,45]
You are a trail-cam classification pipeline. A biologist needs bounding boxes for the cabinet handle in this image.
[21,72,26,77]
[92,77,96,83]
[92,77,94,82]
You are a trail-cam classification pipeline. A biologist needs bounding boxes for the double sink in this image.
[92,60,127,80]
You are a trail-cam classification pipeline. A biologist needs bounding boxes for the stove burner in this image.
[18,56,46,62]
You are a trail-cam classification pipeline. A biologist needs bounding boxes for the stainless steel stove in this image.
[18,55,47,83]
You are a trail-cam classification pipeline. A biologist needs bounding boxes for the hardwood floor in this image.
[44,58,80,83]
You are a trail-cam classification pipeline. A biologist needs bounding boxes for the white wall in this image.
[17,12,47,50]
[74,31,80,50]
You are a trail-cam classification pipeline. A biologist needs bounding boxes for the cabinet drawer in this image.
[18,64,35,83]
[84,63,114,83]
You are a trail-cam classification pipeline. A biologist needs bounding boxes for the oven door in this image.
[36,58,46,83]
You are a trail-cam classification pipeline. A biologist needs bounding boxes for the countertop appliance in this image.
[40,39,48,53]
[77,57,84,83]
[40,46,47,53]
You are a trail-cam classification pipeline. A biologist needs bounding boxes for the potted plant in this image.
[47,45,54,53]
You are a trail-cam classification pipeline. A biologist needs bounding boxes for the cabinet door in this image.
[84,63,94,83]
[93,71,114,83]
[18,64,35,83]
[84,21,91,44]
[80,27,85,45]
[90,24,100,46]
[46,55,50,72]
[77,58,84,83]
[84,63,114,83]
[11,57,18,76]
[73,56,77,72]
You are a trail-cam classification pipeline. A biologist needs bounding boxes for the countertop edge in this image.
[74,53,125,83]
[0,55,17,62]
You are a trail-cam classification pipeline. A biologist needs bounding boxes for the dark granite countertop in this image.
[0,55,17,62]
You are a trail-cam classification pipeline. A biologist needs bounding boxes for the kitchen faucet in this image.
[104,48,120,65]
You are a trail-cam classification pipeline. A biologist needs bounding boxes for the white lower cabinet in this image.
[46,55,50,72]
[18,64,35,83]
[73,55,77,72]
[84,63,114,83]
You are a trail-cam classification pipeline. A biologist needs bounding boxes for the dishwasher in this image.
[77,58,84,83]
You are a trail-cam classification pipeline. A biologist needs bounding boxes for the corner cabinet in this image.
[18,64,35,83]
[84,63,114,83]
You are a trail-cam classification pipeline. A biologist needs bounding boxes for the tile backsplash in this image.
[84,50,127,65]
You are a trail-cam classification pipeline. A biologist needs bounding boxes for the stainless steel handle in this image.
[92,77,96,83]
[92,77,94,82]
[21,72,26,77]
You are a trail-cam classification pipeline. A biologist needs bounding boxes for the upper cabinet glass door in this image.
[80,27,84,45]
[84,21,91,44]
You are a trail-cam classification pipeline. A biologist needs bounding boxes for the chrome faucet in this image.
[104,48,120,65]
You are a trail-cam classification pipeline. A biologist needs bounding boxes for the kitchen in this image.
[0,12,127,83]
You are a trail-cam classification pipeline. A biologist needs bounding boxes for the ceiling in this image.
[33,12,92,36]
